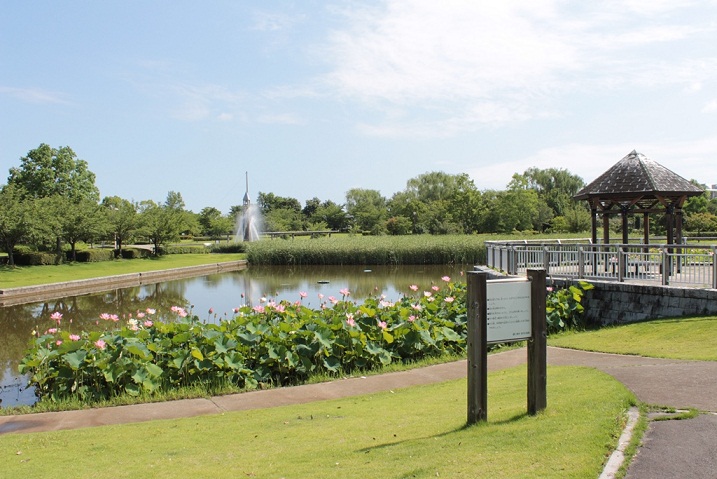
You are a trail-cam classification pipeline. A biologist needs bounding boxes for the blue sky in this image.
[2,1,717,213]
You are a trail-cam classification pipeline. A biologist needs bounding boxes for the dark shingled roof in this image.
[573,150,703,200]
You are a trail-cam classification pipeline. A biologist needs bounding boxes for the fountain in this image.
[235,172,262,241]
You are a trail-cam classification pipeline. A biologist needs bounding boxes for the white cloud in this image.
[322,0,717,137]
[257,113,304,125]
[703,100,717,112]
[170,83,245,121]
[250,11,305,32]
[0,86,69,104]
[467,137,717,191]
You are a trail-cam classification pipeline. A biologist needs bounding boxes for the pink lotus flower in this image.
[408,315,416,322]
[339,288,350,297]
[208,308,214,315]
[299,291,307,299]
[146,308,156,315]
[274,304,286,313]
[69,334,80,341]
[253,305,265,314]
[46,328,58,334]
[143,320,153,327]
[424,291,432,298]
[412,304,422,311]
[55,340,63,346]
[546,286,554,292]
[110,314,119,322]
[432,285,440,292]
[409,284,419,291]
[95,339,107,350]
[318,293,324,300]
[51,312,62,325]
[346,313,356,327]
[136,312,145,319]
[328,296,338,305]
[444,296,455,303]
[442,276,451,282]
[378,320,387,330]
[99,313,112,321]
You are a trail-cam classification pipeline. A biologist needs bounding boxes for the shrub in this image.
[545,281,594,334]
[211,243,246,254]
[74,249,116,263]
[13,250,57,266]
[119,248,151,259]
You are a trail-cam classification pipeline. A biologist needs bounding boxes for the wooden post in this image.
[527,269,547,415]
[466,271,488,425]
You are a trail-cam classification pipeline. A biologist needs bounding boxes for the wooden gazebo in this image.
[573,150,703,245]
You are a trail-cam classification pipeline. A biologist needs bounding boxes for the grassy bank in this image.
[0,366,635,479]
[549,315,717,361]
[0,253,244,288]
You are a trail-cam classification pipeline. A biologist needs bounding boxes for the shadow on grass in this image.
[355,411,529,453]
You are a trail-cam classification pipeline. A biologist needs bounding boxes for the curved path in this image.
[1,347,715,477]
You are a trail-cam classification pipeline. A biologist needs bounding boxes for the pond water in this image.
[0,264,467,408]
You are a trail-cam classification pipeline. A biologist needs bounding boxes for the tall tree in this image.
[345,188,387,234]
[520,167,585,217]
[138,192,192,255]
[58,197,108,261]
[101,196,138,254]
[0,184,43,265]
[7,143,100,203]
[198,207,233,238]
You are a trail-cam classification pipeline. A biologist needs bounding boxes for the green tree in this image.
[390,172,481,234]
[345,188,387,234]
[7,143,100,203]
[520,167,585,217]
[0,184,43,265]
[311,200,349,231]
[101,196,139,255]
[257,192,302,215]
[138,192,192,255]
[198,207,233,238]
[57,197,108,261]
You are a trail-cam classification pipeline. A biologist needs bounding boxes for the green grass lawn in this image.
[0,253,245,288]
[0,366,635,479]
[548,316,717,361]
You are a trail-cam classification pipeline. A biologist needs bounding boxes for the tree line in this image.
[2,143,716,266]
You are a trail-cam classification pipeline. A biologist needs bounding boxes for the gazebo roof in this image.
[573,150,703,201]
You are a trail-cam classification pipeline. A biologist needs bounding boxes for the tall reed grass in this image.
[246,234,488,265]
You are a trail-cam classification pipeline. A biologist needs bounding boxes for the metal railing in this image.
[485,239,717,288]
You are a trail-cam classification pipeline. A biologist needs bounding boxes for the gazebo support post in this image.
[603,213,610,271]
[591,208,598,274]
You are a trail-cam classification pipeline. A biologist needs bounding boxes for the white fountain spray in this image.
[235,172,262,241]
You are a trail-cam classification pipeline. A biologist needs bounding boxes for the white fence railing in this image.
[485,240,717,288]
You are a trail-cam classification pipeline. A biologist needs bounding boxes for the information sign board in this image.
[486,279,532,343]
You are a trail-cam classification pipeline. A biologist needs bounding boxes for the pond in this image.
[0,264,467,408]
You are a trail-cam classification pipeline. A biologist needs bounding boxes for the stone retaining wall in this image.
[552,278,717,325]
[473,266,717,325]
[0,260,247,306]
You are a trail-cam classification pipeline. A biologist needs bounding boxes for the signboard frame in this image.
[466,269,547,425]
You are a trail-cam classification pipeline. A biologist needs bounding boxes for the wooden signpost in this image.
[466,268,547,425]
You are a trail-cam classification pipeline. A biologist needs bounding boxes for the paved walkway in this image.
[1,347,715,477]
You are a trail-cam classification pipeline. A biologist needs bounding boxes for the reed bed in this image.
[246,234,488,265]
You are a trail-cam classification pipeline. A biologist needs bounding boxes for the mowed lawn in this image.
[0,253,244,288]
[0,366,634,479]
[549,316,717,361]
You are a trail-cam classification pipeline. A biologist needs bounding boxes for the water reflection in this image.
[0,264,466,407]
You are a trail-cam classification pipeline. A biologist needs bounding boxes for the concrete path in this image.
[1,347,715,478]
